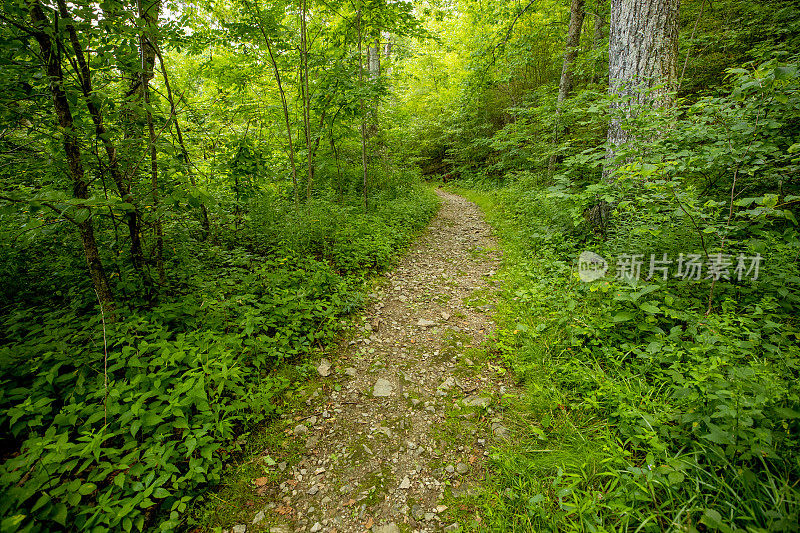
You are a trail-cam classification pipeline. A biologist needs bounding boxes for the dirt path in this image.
[242,191,509,533]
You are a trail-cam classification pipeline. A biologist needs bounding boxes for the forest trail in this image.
[247,191,510,533]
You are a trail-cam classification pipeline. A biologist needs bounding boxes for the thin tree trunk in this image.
[152,45,211,237]
[357,8,368,211]
[244,0,300,208]
[301,0,314,202]
[117,0,162,288]
[57,0,148,280]
[143,73,165,286]
[28,0,117,319]
[606,0,680,174]
[549,0,585,172]
[591,6,606,84]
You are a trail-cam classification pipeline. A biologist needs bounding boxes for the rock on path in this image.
[240,191,508,532]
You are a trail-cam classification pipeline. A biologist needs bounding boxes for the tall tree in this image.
[27,0,117,318]
[606,0,680,165]
[549,0,585,171]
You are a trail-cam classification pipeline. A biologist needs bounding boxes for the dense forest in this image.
[1,0,798,531]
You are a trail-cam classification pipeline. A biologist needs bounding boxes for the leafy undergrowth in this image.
[0,185,438,532]
[456,185,800,532]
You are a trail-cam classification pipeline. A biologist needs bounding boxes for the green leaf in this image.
[78,483,97,495]
[700,508,723,529]
[51,503,68,526]
[639,302,660,314]
[613,311,634,323]
[30,493,51,513]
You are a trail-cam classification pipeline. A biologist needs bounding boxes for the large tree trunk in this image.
[28,0,117,318]
[549,0,585,172]
[606,0,680,163]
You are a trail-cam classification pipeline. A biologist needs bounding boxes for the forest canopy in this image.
[1,0,798,530]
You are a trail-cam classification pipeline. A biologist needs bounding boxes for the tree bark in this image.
[549,0,585,172]
[606,0,680,167]
[28,0,117,318]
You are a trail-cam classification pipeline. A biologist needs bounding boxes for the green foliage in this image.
[439,41,800,533]
[0,184,437,531]
[459,180,800,531]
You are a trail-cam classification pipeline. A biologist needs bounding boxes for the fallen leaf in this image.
[244,500,255,507]
[254,477,269,487]
[468,455,477,464]
[343,498,356,507]
[364,517,373,529]
[276,505,293,515]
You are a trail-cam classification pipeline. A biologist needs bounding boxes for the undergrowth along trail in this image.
[208,191,515,532]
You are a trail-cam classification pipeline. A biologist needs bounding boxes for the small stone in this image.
[373,523,401,533]
[441,312,451,320]
[307,485,319,495]
[373,378,394,397]
[462,395,492,408]
[424,512,435,521]
[417,318,435,327]
[309,522,322,533]
[252,510,266,524]
[411,398,421,406]
[345,367,357,377]
[444,523,460,532]
[317,359,331,377]
[492,423,510,438]
[445,465,455,474]
[269,526,292,533]
[438,377,455,390]
[278,461,287,472]
[294,424,309,435]
[232,526,246,533]
[436,505,448,513]
[456,462,469,474]
[398,476,411,489]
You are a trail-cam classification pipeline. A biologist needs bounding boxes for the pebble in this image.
[294,424,309,435]
[317,359,331,377]
[399,476,411,489]
[373,378,394,397]
[310,522,322,532]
